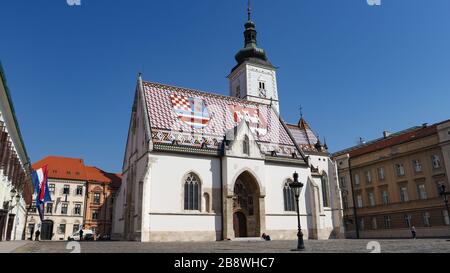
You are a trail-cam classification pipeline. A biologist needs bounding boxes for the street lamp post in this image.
[439,184,450,228]
[289,172,305,251]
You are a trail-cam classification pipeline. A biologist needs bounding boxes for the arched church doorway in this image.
[41,220,54,240]
[232,171,261,238]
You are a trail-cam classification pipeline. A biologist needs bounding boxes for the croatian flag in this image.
[32,165,52,221]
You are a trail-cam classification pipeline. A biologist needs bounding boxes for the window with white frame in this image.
[378,167,385,181]
[417,184,427,200]
[93,193,101,205]
[61,203,68,215]
[412,159,422,173]
[431,155,441,169]
[368,192,376,207]
[395,164,405,176]
[356,194,363,208]
[423,212,431,227]
[76,186,83,196]
[63,185,70,195]
[49,184,55,195]
[400,186,409,203]
[381,190,389,205]
[354,173,360,186]
[365,171,372,183]
[74,204,82,215]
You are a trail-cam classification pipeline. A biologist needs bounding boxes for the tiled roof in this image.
[286,118,322,153]
[33,156,87,181]
[143,81,300,157]
[86,166,122,186]
[333,124,437,158]
[32,156,121,186]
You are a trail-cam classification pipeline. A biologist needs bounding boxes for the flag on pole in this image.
[31,165,52,221]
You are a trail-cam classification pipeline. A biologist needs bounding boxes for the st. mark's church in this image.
[112,6,344,242]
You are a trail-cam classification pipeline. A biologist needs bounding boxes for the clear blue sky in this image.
[1,0,450,172]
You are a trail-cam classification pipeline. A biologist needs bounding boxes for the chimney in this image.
[383,131,391,138]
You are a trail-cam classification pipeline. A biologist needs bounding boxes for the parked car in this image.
[68,229,94,241]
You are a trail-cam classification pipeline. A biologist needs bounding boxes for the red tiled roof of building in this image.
[32,156,87,181]
[32,156,121,186]
[86,166,122,186]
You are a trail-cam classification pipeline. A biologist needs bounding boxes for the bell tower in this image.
[228,0,279,114]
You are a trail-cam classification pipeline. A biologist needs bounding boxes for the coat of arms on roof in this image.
[229,105,268,136]
[170,93,211,128]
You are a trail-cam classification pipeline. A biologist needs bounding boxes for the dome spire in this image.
[233,0,273,70]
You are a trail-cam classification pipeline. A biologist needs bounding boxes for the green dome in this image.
[233,20,272,69]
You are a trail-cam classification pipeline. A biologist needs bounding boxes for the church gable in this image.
[224,120,264,159]
[122,81,150,171]
[142,81,302,159]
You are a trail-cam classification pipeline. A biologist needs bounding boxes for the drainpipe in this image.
[347,156,360,239]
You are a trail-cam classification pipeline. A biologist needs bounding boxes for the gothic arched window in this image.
[184,173,201,211]
[243,135,250,156]
[283,180,296,212]
[322,173,330,207]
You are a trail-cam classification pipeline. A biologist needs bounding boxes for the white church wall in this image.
[140,152,222,241]
[112,86,150,239]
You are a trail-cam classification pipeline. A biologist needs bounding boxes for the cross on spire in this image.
[299,106,303,119]
[248,0,252,21]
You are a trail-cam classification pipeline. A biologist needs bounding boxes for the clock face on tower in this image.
[258,81,267,98]
[259,87,267,98]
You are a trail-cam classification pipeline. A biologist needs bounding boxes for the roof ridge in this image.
[143,80,273,108]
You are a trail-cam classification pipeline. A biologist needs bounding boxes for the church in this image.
[112,6,344,242]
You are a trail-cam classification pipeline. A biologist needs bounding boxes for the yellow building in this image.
[333,120,450,238]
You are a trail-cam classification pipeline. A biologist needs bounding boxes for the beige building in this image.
[333,120,450,239]
[26,156,120,241]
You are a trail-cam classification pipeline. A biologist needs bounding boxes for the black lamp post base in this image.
[291,248,305,252]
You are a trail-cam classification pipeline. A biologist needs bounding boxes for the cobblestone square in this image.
[1,239,448,253]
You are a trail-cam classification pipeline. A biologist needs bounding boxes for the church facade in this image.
[112,9,344,242]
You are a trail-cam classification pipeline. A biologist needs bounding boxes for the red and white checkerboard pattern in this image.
[142,81,296,154]
[170,94,190,112]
